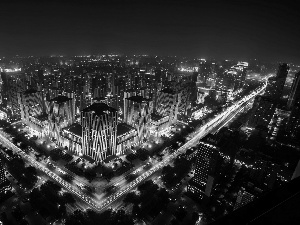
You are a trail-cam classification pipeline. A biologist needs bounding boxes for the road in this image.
[0,78,268,212]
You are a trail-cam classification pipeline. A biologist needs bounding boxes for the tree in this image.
[123,192,140,205]
[63,192,76,205]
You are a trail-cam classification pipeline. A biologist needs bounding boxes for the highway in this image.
[0,78,268,212]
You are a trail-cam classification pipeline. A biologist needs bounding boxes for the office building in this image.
[116,123,137,155]
[48,95,75,146]
[264,63,289,102]
[248,95,276,129]
[286,98,300,144]
[124,95,152,144]
[188,142,222,199]
[81,103,118,162]
[287,71,300,110]
[0,72,27,120]
[156,88,177,123]
[61,123,83,155]
[0,159,11,201]
[233,187,256,210]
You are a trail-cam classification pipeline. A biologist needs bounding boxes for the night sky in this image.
[0,0,299,63]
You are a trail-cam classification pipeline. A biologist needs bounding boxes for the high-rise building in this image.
[287,71,300,110]
[124,95,152,144]
[248,95,276,129]
[81,103,118,162]
[264,63,289,102]
[0,159,11,201]
[18,89,48,137]
[156,88,178,123]
[286,98,300,144]
[188,142,222,199]
[0,72,27,120]
[233,187,256,210]
[48,95,75,146]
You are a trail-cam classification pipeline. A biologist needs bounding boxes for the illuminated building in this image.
[196,86,211,104]
[149,113,170,138]
[286,98,300,144]
[188,142,222,199]
[81,103,118,162]
[233,187,256,210]
[287,71,300,110]
[198,60,211,84]
[124,96,152,144]
[19,89,45,121]
[123,89,138,123]
[61,123,82,155]
[248,95,276,129]
[268,108,290,141]
[48,95,75,146]
[116,123,137,155]
[0,71,27,120]
[156,88,177,123]
[264,63,289,102]
[249,159,281,189]
[0,159,11,201]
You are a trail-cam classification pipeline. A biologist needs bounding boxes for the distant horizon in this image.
[0,54,299,66]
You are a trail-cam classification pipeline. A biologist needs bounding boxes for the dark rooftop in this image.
[151,113,163,121]
[93,96,106,101]
[161,88,176,95]
[211,176,300,225]
[82,103,117,115]
[50,95,72,103]
[126,95,151,103]
[34,113,48,121]
[125,88,136,93]
[117,123,135,136]
[24,89,38,95]
[63,123,82,137]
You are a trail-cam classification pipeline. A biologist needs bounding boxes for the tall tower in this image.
[124,96,153,144]
[264,63,289,102]
[0,159,11,200]
[248,95,276,129]
[48,96,75,145]
[81,103,118,162]
[188,142,223,199]
[287,72,300,110]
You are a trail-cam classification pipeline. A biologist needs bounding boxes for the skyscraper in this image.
[287,71,300,110]
[124,95,152,144]
[0,159,11,201]
[188,142,222,199]
[48,95,75,145]
[233,187,255,210]
[264,63,289,102]
[81,103,118,162]
[248,95,276,129]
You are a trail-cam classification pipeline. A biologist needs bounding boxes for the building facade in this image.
[81,103,118,162]
[48,95,75,146]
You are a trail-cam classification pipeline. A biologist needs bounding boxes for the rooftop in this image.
[151,113,163,121]
[50,95,72,103]
[34,113,48,121]
[93,96,106,101]
[63,123,82,137]
[117,123,135,136]
[82,103,117,115]
[161,88,176,95]
[24,89,38,95]
[126,95,151,103]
